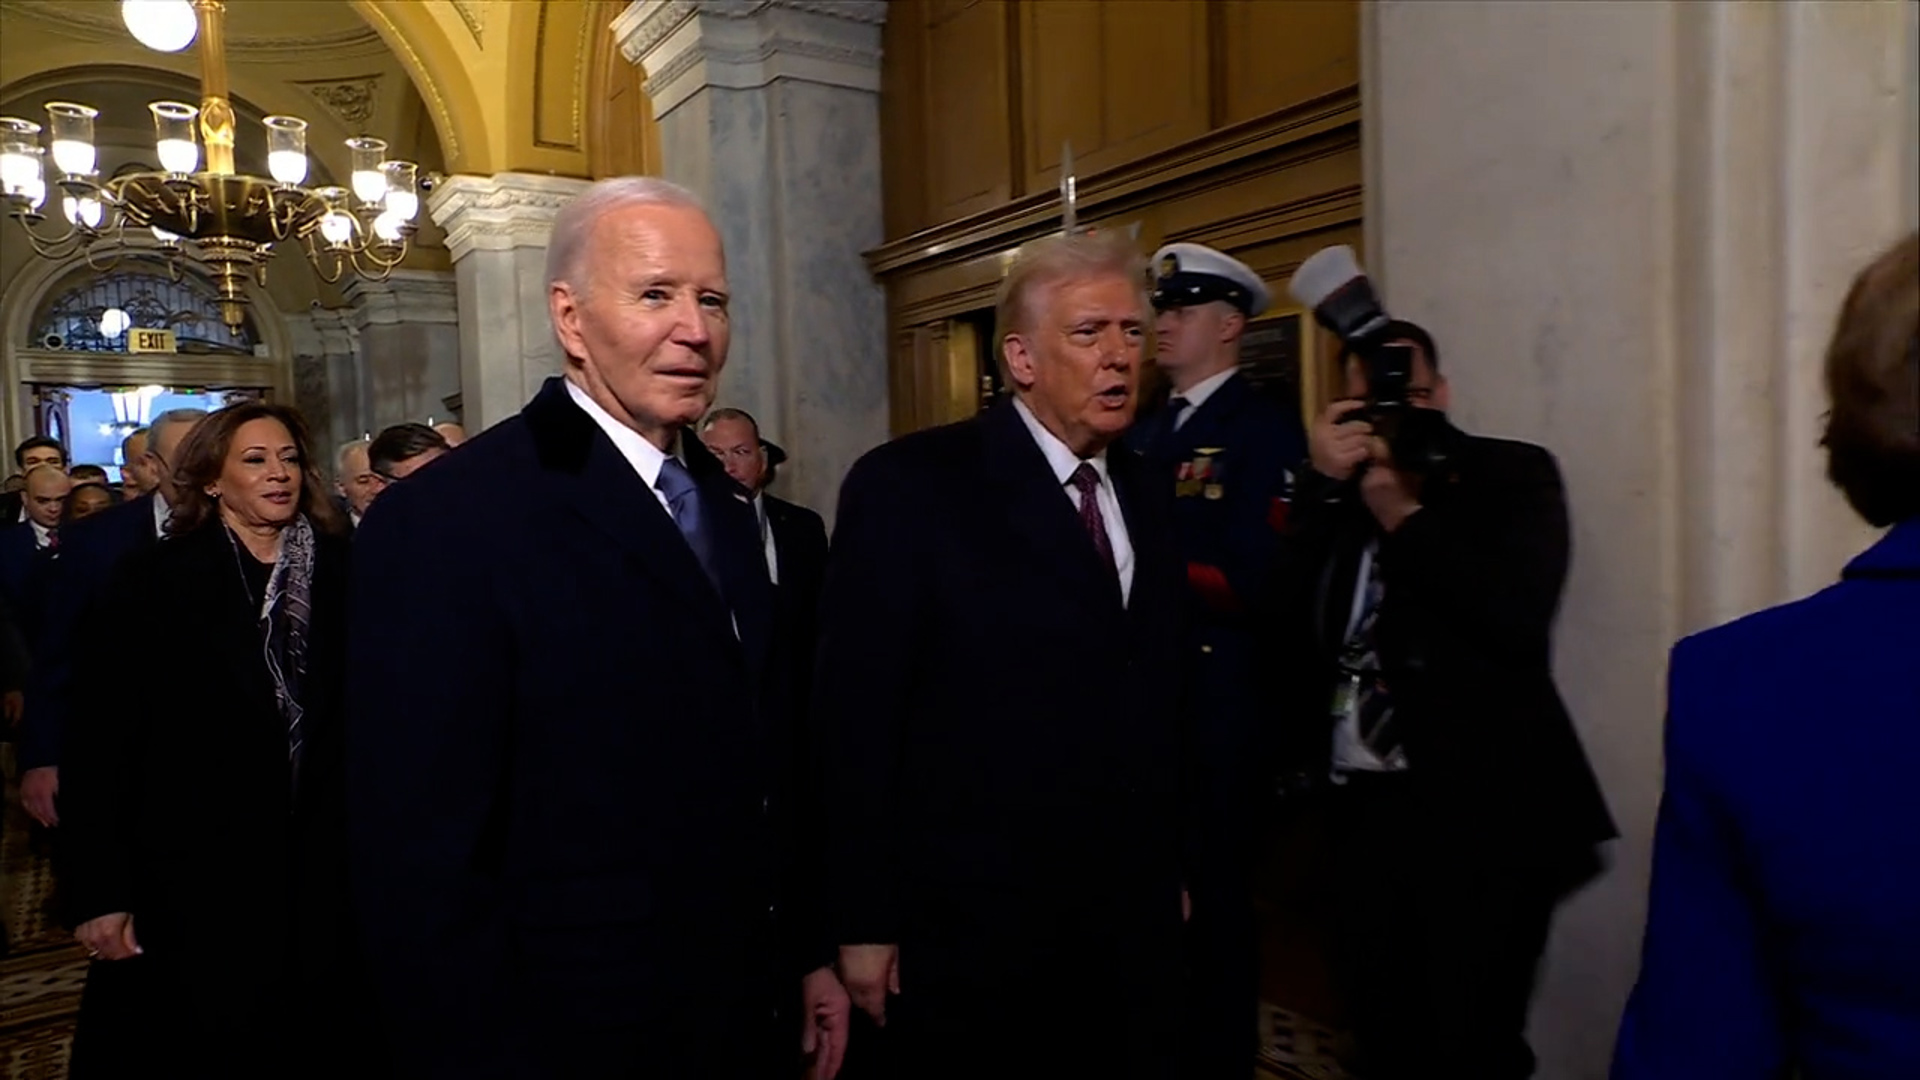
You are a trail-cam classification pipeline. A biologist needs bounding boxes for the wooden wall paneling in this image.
[1219,0,1360,126]
[880,0,931,238]
[924,0,1015,224]
[1020,0,1209,195]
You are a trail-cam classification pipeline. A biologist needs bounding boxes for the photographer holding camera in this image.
[1267,250,1615,1079]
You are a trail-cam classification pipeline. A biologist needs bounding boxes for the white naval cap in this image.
[1148,242,1272,318]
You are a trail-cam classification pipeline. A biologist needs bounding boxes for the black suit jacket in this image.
[1266,433,1616,863]
[814,401,1191,948]
[59,519,355,1056]
[20,494,160,770]
[0,525,49,637]
[763,491,827,660]
[347,377,803,1079]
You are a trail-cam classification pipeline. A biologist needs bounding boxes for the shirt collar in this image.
[1175,367,1238,411]
[565,376,673,489]
[152,492,171,538]
[1012,397,1112,489]
[29,519,52,548]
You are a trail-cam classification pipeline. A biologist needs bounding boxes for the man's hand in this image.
[2,690,21,727]
[801,965,852,1080]
[1359,437,1423,533]
[21,766,58,828]
[1309,400,1373,481]
[838,943,900,1027]
[75,912,140,961]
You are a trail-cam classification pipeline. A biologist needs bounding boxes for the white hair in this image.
[545,176,707,294]
[336,437,370,474]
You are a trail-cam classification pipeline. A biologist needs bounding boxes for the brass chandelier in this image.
[0,0,426,330]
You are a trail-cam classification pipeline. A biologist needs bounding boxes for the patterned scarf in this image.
[255,514,316,796]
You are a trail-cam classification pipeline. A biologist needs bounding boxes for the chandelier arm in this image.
[300,234,350,285]
[9,214,87,260]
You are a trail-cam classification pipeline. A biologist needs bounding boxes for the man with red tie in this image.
[816,230,1193,1078]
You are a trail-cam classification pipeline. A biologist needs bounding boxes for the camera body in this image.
[1287,247,1459,480]
[1343,342,1458,481]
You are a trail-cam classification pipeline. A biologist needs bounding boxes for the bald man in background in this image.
[431,422,467,448]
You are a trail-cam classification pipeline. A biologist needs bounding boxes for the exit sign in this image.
[128,328,177,353]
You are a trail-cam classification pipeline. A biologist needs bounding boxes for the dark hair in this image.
[165,402,344,536]
[1821,231,1920,527]
[368,423,450,478]
[1338,318,1442,373]
[62,481,116,523]
[13,436,65,469]
[69,464,109,484]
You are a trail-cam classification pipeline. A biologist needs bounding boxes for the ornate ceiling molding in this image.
[450,0,486,47]
[613,0,887,117]
[296,76,382,127]
[0,0,388,57]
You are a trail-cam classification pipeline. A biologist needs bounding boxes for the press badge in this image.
[1330,672,1363,723]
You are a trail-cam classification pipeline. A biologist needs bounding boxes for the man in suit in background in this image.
[17,408,202,829]
[118,428,154,500]
[700,408,830,643]
[348,176,848,1080]
[817,230,1191,1079]
[1129,242,1308,1076]
[1265,322,1614,1079]
[0,437,66,529]
[0,465,66,614]
[367,423,450,485]
[334,438,378,528]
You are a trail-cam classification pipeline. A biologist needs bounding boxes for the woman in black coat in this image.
[59,401,362,1078]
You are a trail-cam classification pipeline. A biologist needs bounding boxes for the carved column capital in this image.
[612,0,887,117]
[426,172,594,263]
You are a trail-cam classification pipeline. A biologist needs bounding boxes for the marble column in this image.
[427,172,594,432]
[1363,1,1918,1075]
[614,0,890,518]
[343,268,460,432]
[285,304,363,456]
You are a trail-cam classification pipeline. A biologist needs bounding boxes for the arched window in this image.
[30,264,257,354]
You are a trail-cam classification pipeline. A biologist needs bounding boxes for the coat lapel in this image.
[523,378,737,644]
[981,402,1125,614]
[686,434,774,679]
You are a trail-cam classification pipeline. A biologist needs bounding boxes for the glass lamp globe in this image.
[121,0,198,53]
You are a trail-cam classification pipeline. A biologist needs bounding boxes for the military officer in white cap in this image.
[1131,240,1307,1078]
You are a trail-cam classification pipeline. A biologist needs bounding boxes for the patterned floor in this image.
[1259,1001,1353,1080]
[0,943,83,1080]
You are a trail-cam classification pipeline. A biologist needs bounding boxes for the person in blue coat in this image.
[1129,241,1308,1077]
[1614,230,1920,1079]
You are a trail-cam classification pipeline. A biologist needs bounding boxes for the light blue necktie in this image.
[655,457,724,596]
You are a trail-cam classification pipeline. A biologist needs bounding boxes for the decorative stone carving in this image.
[426,172,592,263]
[614,0,888,115]
[300,77,381,127]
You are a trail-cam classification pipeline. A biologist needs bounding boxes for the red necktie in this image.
[1069,463,1116,578]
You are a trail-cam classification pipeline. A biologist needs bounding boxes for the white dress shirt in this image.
[751,492,779,585]
[565,378,676,520]
[1170,367,1238,430]
[30,520,53,550]
[153,492,172,538]
[1012,398,1135,605]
